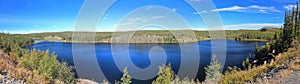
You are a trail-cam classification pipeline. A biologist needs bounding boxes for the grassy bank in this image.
[220,42,300,83]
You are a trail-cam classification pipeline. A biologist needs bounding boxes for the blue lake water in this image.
[28,40,265,83]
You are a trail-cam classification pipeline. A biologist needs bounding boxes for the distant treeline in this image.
[16,29,278,43]
[0,33,34,52]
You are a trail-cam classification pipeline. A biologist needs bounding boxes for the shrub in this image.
[17,49,75,83]
[242,58,252,70]
[152,64,175,84]
[220,64,268,84]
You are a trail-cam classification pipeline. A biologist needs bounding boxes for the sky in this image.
[0,0,298,34]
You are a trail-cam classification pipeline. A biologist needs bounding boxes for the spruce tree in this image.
[295,1,299,38]
[120,67,132,84]
[152,64,175,84]
[205,55,222,84]
[242,58,251,70]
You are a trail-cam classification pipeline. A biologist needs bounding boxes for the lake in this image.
[28,40,265,83]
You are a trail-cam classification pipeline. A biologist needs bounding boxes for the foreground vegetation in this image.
[220,43,300,83]
[0,33,74,83]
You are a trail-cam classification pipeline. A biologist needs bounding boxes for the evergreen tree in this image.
[255,1,300,62]
[205,55,222,84]
[54,62,75,83]
[295,1,299,38]
[120,67,132,84]
[152,64,175,84]
[242,58,251,70]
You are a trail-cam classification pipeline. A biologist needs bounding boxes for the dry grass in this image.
[261,46,300,84]
[220,45,300,84]
[289,58,300,71]
[220,63,269,84]
[274,48,298,67]
[76,79,99,84]
[276,70,293,78]
[0,52,15,71]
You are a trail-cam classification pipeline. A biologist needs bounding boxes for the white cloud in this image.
[212,5,246,12]
[151,16,166,19]
[223,23,282,30]
[171,8,177,12]
[125,17,143,22]
[119,16,167,26]
[144,5,155,10]
[192,23,282,30]
[0,30,44,34]
[284,4,297,10]
[193,10,208,14]
[212,5,281,13]
[273,16,280,18]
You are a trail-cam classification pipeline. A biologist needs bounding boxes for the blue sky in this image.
[0,0,297,34]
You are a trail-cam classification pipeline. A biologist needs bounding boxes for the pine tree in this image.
[205,55,222,84]
[120,67,132,84]
[295,1,299,38]
[242,58,251,70]
[281,11,293,50]
[262,1,300,59]
[152,64,175,84]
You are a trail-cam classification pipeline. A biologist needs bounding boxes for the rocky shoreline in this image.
[0,71,26,84]
[248,57,299,84]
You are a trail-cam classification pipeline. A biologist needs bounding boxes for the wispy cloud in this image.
[171,8,177,12]
[211,5,281,13]
[284,4,298,10]
[193,10,208,14]
[0,30,44,34]
[151,16,166,19]
[272,16,281,19]
[193,23,282,30]
[212,6,246,12]
[223,23,282,30]
[118,15,167,27]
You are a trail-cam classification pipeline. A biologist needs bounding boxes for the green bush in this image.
[242,58,252,70]
[19,49,74,83]
[152,64,175,84]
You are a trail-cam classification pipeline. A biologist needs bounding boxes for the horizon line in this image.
[2,28,279,35]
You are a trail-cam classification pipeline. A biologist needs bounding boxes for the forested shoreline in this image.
[13,29,277,43]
